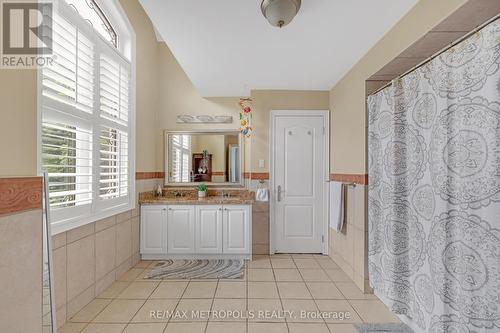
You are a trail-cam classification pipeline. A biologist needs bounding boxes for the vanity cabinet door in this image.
[195,205,223,253]
[223,205,251,254]
[167,205,195,253]
[141,205,167,254]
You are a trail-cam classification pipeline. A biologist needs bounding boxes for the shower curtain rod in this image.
[368,13,500,97]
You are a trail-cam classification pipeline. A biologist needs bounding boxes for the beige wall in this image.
[330,0,466,174]
[120,0,160,172]
[0,70,37,176]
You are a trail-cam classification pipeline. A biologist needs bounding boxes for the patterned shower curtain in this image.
[367,19,500,333]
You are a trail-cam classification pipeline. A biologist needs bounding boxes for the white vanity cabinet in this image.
[140,204,251,259]
[167,206,195,253]
[140,205,167,254]
[223,205,250,254]
[196,205,223,253]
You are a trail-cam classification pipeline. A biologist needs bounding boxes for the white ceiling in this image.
[139,0,418,97]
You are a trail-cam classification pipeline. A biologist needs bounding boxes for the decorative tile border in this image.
[0,177,42,215]
[135,172,165,180]
[243,172,269,180]
[330,173,368,185]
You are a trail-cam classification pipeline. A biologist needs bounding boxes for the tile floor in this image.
[59,255,399,333]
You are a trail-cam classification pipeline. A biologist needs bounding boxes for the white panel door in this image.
[167,205,195,253]
[195,205,223,253]
[273,113,327,253]
[140,205,167,254]
[223,205,250,254]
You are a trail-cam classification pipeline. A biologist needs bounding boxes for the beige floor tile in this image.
[306,282,344,299]
[293,259,320,269]
[206,321,246,333]
[315,300,362,324]
[248,257,272,269]
[215,281,246,298]
[131,299,179,322]
[324,269,352,282]
[123,323,167,333]
[183,281,217,298]
[164,322,207,333]
[248,322,288,333]
[117,281,159,299]
[81,323,127,333]
[271,258,296,269]
[274,269,302,282]
[281,299,322,322]
[327,323,359,333]
[248,298,284,322]
[315,258,339,269]
[248,269,275,281]
[248,282,279,298]
[97,281,131,299]
[299,269,330,282]
[117,268,146,282]
[93,299,145,323]
[150,281,188,299]
[288,323,330,333]
[70,299,112,322]
[59,323,88,333]
[270,254,292,259]
[171,299,212,321]
[210,298,247,321]
[350,300,400,323]
[277,282,312,299]
[335,282,377,300]
[291,254,315,258]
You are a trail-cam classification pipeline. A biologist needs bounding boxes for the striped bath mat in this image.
[144,259,245,279]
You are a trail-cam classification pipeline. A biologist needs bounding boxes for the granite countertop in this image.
[139,191,255,205]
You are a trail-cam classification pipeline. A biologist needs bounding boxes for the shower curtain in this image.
[367,19,500,333]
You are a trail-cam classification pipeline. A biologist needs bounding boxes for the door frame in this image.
[269,110,330,255]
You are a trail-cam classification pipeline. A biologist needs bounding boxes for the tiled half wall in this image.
[328,174,369,293]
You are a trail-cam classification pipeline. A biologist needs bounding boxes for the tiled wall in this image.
[51,208,141,328]
[0,209,43,333]
[328,184,369,292]
[0,177,43,333]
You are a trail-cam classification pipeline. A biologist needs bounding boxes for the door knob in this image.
[277,185,282,202]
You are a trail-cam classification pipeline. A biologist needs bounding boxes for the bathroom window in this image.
[65,0,117,47]
[40,0,134,232]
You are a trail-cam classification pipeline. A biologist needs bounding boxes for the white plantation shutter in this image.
[99,127,128,199]
[42,12,94,113]
[40,2,134,230]
[99,54,130,124]
[170,135,191,182]
[42,120,92,208]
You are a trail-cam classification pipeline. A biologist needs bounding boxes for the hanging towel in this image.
[329,181,345,232]
[256,188,269,202]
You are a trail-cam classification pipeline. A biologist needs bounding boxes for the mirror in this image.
[165,131,243,186]
[42,173,57,332]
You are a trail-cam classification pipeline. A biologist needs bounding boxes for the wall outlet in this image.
[259,159,265,168]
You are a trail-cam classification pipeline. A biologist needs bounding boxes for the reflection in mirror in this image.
[166,132,242,185]
[42,173,57,333]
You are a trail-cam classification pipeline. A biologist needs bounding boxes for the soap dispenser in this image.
[155,184,162,197]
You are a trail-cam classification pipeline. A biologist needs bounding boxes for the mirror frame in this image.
[164,129,245,187]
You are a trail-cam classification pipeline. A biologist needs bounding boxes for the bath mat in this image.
[144,259,245,279]
[354,323,414,333]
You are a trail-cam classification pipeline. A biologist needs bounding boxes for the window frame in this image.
[37,0,136,235]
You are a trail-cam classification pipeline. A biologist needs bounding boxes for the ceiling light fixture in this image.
[261,0,301,28]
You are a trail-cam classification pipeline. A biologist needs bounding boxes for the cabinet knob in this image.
[162,208,166,211]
